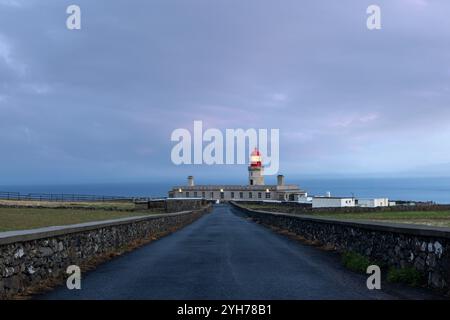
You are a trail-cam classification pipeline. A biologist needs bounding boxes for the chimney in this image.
[277,175,285,186]
[187,176,194,187]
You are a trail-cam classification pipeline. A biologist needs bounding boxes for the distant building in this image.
[312,195,393,208]
[168,148,306,202]
[312,196,356,208]
[298,194,313,204]
[357,198,390,208]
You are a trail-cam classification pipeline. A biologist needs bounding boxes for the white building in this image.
[168,149,306,202]
[297,193,313,204]
[312,196,356,208]
[357,198,390,208]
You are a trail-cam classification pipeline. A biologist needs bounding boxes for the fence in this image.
[0,191,135,203]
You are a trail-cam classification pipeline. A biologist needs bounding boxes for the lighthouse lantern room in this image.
[248,148,265,186]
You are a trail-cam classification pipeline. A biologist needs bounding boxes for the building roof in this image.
[313,196,355,200]
[171,184,305,192]
[313,196,355,199]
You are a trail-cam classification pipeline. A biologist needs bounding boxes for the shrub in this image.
[387,267,424,287]
[341,251,372,273]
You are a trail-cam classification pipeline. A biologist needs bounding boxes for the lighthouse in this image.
[169,145,306,201]
[248,148,265,186]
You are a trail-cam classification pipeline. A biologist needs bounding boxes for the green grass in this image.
[0,199,136,210]
[341,252,425,287]
[315,211,450,228]
[341,251,374,273]
[315,211,450,220]
[387,267,425,287]
[0,207,159,232]
[240,202,450,228]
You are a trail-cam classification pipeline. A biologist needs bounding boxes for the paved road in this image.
[39,204,437,299]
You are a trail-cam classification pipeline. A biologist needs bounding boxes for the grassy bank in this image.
[238,203,450,228]
[315,211,450,228]
[341,251,425,287]
[0,199,135,210]
[0,207,157,232]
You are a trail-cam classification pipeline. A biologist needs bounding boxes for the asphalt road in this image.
[39,204,438,300]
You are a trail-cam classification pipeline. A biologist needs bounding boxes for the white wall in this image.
[358,198,389,208]
[312,197,355,208]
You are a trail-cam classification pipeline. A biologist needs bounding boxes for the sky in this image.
[0,0,450,185]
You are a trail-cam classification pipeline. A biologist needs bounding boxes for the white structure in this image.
[297,193,313,204]
[168,148,306,202]
[248,149,265,186]
[357,198,390,208]
[312,196,356,208]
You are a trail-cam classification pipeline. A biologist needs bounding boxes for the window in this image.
[250,180,254,185]
[210,192,214,198]
[249,192,253,198]
[239,192,243,199]
[258,192,262,199]
[186,192,189,197]
[220,192,224,199]
[265,192,270,199]
[202,192,205,198]
[231,192,235,198]
[194,191,197,197]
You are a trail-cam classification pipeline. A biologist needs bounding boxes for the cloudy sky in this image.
[0,0,449,185]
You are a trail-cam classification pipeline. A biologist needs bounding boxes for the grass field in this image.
[0,207,158,232]
[0,199,135,210]
[315,211,450,228]
[239,203,450,228]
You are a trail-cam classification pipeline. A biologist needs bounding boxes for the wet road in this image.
[39,204,437,299]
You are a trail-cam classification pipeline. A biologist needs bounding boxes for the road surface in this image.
[39,204,437,299]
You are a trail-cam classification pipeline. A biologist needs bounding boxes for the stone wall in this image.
[134,199,207,213]
[236,200,450,215]
[0,206,210,299]
[231,202,450,294]
[165,199,207,213]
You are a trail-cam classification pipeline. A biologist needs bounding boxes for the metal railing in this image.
[0,191,134,202]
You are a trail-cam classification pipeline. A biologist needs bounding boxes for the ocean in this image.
[1,177,450,204]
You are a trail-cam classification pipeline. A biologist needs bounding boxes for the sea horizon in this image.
[1,176,450,204]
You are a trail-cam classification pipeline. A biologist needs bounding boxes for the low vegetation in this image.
[0,207,158,232]
[341,252,425,287]
[341,251,375,273]
[387,267,425,287]
[315,211,450,228]
[238,203,450,228]
[0,199,135,210]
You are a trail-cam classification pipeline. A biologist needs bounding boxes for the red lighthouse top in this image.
[250,148,262,167]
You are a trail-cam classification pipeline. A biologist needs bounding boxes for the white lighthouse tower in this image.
[248,148,265,186]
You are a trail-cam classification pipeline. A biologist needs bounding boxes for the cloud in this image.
[400,0,428,7]
[0,0,22,7]
[0,34,26,76]
[20,83,52,95]
[271,93,288,102]
[0,0,449,184]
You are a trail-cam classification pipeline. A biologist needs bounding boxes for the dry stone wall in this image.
[0,207,209,299]
[231,202,450,294]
